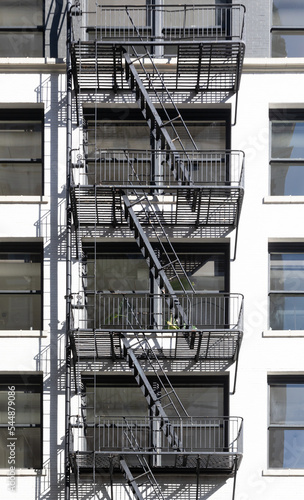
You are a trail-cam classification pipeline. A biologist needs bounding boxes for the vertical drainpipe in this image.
[66,0,72,498]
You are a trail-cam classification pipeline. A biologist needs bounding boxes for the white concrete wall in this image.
[1,56,304,500]
[0,70,67,499]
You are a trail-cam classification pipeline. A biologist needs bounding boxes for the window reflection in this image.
[272,0,304,57]
[269,249,304,330]
[270,111,304,195]
[269,378,304,468]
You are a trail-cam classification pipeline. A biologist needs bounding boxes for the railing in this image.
[70,415,243,457]
[76,292,243,331]
[74,5,246,43]
[72,149,245,188]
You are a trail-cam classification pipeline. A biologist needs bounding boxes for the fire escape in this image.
[66,3,245,500]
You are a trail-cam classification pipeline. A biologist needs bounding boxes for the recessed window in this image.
[268,375,304,468]
[0,109,44,196]
[272,1,304,57]
[270,110,304,196]
[269,243,304,330]
[83,375,228,461]
[0,374,43,468]
[0,0,44,57]
[84,108,230,185]
[83,242,229,330]
[0,242,43,331]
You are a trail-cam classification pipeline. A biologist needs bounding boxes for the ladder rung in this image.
[160,114,181,127]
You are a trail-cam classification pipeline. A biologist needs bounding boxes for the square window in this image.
[0,109,44,196]
[0,0,44,57]
[268,376,304,468]
[269,110,304,196]
[0,374,43,468]
[269,244,304,330]
[272,1,304,57]
[0,242,43,331]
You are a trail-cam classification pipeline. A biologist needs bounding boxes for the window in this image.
[270,109,304,196]
[0,374,43,468]
[272,0,304,57]
[0,0,44,57]
[268,375,304,468]
[0,242,43,331]
[84,107,230,185]
[269,243,304,330]
[0,109,44,196]
[83,242,229,329]
[83,375,228,462]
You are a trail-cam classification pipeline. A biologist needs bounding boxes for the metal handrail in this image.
[73,5,246,43]
[77,291,244,331]
[70,415,243,455]
[72,149,245,188]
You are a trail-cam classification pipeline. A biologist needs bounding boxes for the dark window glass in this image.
[272,1,304,57]
[271,121,304,159]
[0,244,43,330]
[0,374,42,468]
[271,163,304,196]
[273,0,304,27]
[269,377,304,468]
[83,375,228,458]
[0,113,43,196]
[272,31,304,58]
[270,111,304,195]
[0,0,43,57]
[83,243,228,329]
[269,247,304,330]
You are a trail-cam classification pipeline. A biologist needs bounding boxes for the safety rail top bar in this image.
[70,415,243,454]
[71,149,245,188]
[71,4,246,43]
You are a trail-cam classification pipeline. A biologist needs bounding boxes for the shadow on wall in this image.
[68,476,228,500]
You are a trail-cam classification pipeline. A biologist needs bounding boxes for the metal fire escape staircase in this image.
[114,38,208,498]
[68,4,245,499]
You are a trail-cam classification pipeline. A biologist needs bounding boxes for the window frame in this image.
[268,242,304,331]
[0,108,44,197]
[0,373,43,469]
[0,0,44,58]
[268,374,304,469]
[0,241,43,332]
[271,0,304,57]
[269,109,304,196]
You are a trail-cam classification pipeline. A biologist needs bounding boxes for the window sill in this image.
[263,330,304,337]
[263,469,304,476]
[0,468,46,476]
[263,196,304,204]
[0,330,47,338]
[0,196,48,204]
[0,58,66,72]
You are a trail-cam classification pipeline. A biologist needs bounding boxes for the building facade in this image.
[0,1,304,499]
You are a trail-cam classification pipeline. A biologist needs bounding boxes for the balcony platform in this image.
[70,292,243,362]
[70,4,245,97]
[70,328,242,363]
[70,40,245,96]
[70,184,243,233]
[70,149,244,235]
[69,415,243,475]
[70,450,242,475]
